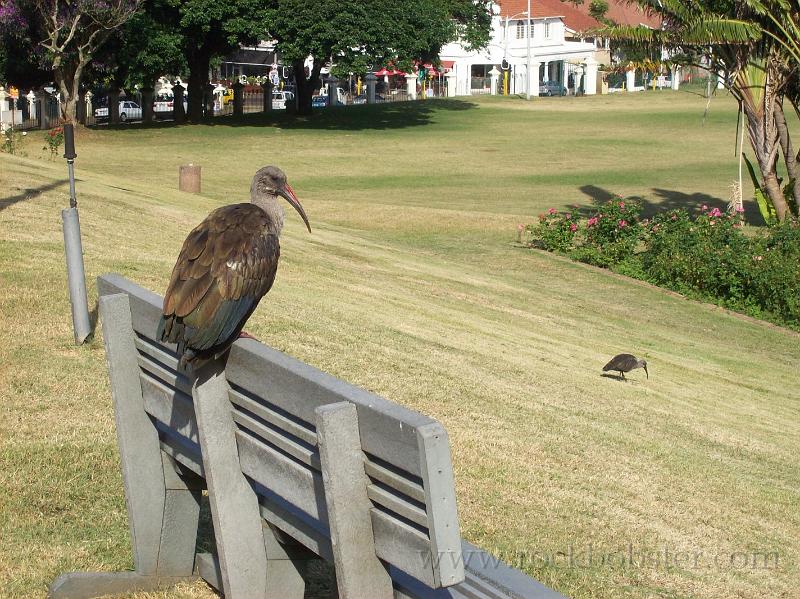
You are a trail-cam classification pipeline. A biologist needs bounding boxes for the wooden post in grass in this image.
[179,164,201,193]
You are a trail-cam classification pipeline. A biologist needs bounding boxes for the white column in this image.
[445,71,457,97]
[671,65,680,91]
[563,61,569,93]
[531,61,540,97]
[489,67,500,95]
[543,61,550,82]
[626,67,636,91]
[27,90,36,120]
[85,91,93,118]
[583,57,597,95]
[405,73,417,100]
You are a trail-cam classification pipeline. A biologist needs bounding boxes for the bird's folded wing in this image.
[162,204,280,351]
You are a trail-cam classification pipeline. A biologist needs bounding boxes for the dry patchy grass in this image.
[1,93,799,598]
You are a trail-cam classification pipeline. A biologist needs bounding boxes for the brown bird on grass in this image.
[603,353,648,381]
[158,166,310,369]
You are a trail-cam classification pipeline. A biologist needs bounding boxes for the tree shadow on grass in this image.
[577,184,762,224]
[0,179,68,212]
[98,99,478,133]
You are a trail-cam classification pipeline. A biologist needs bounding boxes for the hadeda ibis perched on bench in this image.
[158,166,310,369]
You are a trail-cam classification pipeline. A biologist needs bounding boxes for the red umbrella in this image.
[374,67,407,76]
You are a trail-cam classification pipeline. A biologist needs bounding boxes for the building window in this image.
[516,20,525,39]
[544,21,552,39]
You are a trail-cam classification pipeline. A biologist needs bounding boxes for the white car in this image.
[94,100,142,122]
[154,94,188,117]
[272,91,294,110]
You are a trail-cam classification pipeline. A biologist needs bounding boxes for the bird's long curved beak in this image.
[278,183,311,232]
[644,364,649,379]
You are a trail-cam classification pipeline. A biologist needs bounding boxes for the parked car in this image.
[94,100,142,122]
[311,95,328,108]
[272,90,295,110]
[540,81,567,96]
[154,94,187,118]
[352,93,384,104]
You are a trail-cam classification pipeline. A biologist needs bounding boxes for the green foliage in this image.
[528,199,800,330]
[1,127,26,156]
[743,153,777,224]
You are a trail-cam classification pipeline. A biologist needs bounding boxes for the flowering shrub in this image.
[528,207,578,253]
[43,126,64,160]
[527,199,800,330]
[578,198,644,266]
[1,127,26,155]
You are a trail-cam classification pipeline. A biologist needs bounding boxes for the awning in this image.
[374,68,407,76]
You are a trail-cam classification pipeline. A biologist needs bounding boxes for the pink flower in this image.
[735,206,745,213]
[708,207,723,218]
[570,223,577,232]
[671,214,677,221]
[619,202,625,209]
[587,216,599,227]
[618,219,627,228]
[548,208,557,215]
[701,204,708,211]
[517,223,525,231]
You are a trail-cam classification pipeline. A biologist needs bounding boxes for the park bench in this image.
[49,273,563,599]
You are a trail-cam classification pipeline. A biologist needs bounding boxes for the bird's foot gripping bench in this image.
[49,274,563,599]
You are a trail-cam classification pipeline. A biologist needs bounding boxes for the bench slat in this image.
[227,340,430,479]
[228,387,318,447]
[134,334,181,375]
[364,459,426,505]
[371,510,436,589]
[236,429,325,523]
[140,373,199,445]
[366,485,429,529]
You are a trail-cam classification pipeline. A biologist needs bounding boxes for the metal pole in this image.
[61,123,91,344]
[526,0,532,100]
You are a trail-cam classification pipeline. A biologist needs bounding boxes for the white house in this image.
[440,0,604,96]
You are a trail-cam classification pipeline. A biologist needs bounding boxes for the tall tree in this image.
[598,0,799,221]
[1,0,140,123]
[263,0,492,115]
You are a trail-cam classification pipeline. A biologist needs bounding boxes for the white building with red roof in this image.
[439,0,658,96]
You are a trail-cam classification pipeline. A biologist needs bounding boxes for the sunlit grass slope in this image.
[1,92,798,599]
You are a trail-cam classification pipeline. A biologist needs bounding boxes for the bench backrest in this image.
[97,273,464,589]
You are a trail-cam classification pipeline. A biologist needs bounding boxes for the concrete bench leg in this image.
[316,402,394,599]
[50,294,202,597]
[48,572,196,599]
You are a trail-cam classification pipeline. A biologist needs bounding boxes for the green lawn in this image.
[1,91,798,599]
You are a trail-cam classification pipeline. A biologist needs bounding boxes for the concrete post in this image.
[489,66,500,95]
[445,71,457,98]
[84,91,93,123]
[173,83,186,123]
[27,90,36,122]
[108,89,121,124]
[671,65,681,91]
[625,67,636,91]
[141,87,154,123]
[531,61,541,97]
[365,72,377,103]
[327,77,338,107]
[575,65,585,95]
[405,73,417,100]
[231,81,243,117]
[35,90,50,129]
[583,56,598,95]
[262,80,273,112]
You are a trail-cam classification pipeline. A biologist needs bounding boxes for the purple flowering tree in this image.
[4,0,140,123]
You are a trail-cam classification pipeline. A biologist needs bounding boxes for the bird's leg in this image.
[238,330,259,341]
[620,371,626,381]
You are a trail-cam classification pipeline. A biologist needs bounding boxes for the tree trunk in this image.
[293,58,322,116]
[187,50,210,123]
[774,100,800,218]
[763,170,790,221]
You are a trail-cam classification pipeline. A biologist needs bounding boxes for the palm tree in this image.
[597,0,798,221]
